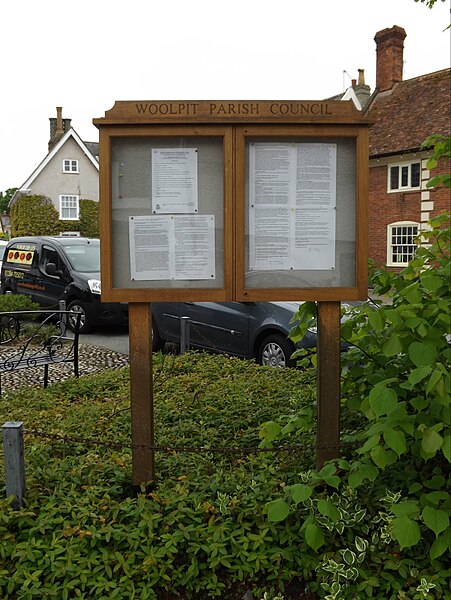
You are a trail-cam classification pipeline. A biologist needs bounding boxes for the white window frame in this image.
[63,159,79,173]
[387,160,421,192]
[387,221,419,267]
[59,195,79,220]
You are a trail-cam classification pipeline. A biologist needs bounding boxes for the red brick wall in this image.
[429,162,451,215]
[368,159,450,269]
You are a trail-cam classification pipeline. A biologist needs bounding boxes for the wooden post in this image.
[3,421,26,508]
[316,301,341,469]
[128,303,155,486]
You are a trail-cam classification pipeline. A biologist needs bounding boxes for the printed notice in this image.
[249,142,336,270]
[152,148,198,214]
[129,215,215,280]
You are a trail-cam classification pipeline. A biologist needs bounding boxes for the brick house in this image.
[10,107,99,231]
[363,25,450,268]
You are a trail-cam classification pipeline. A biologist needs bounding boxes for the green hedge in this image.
[10,195,99,238]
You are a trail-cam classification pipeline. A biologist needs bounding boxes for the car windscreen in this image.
[62,243,100,273]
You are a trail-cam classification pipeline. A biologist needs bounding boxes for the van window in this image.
[40,245,66,275]
[62,243,100,272]
[5,243,36,269]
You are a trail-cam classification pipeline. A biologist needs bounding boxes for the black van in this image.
[0,236,128,333]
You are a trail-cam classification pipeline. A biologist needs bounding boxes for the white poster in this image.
[151,148,198,214]
[249,142,337,271]
[129,215,215,280]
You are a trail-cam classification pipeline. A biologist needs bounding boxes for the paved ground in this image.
[0,343,130,394]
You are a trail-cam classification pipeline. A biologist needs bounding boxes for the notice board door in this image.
[98,125,234,302]
[234,125,369,302]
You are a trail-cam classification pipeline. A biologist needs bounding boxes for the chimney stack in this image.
[358,69,365,86]
[48,107,72,153]
[55,106,63,136]
[374,25,407,92]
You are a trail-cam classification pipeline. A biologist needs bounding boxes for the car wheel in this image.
[68,300,92,334]
[152,320,163,351]
[257,333,296,368]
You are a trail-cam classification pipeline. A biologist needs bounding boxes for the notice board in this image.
[94,101,370,302]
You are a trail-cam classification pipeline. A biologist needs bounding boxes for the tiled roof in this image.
[84,141,99,161]
[365,68,450,157]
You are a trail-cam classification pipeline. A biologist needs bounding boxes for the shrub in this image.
[10,195,99,238]
[262,212,451,598]
[0,293,40,312]
[79,199,99,237]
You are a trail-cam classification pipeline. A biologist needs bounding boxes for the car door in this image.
[151,302,184,344]
[180,302,251,357]
[34,243,68,307]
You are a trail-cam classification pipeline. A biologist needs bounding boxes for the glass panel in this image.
[401,166,409,187]
[411,162,420,187]
[390,166,399,190]
[244,137,356,288]
[110,136,225,290]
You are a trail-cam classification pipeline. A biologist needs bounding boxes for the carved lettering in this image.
[209,102,259,116]
[135,102,200,116]
[269,102,332,116]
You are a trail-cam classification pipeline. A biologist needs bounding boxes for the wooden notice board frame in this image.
[94,100,371,304]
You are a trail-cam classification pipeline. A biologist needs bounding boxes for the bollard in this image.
[59,299,67,331]
[2,421,26,509]
[180,316,190,355]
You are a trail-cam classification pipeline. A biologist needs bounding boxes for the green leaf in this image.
[287,483,312,504]
[383,335,403,356]
[422,506,449,537]
[359,434,380,454]
[369,386,398,417]
[391,501,420,518]
[392,516,421,549]
[430,531,450,560]
[266,499,290,522]
[408,367,431,387]
[259,421,282,441]
[348,463,379,488]
[442,434,451,463]
[370,444,397,469]
[426,369,445,396]
[317,499,341,522]
[408,341,438,368]
[383,428,407,456]
[368,309,384,330]
[422,429,443,455]
[421,274,443,292]
[304,523,325,551]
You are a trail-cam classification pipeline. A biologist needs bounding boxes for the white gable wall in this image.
[28,137,98,209]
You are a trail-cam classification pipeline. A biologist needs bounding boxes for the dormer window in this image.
[63,159,79,173]
[388,160,421,192]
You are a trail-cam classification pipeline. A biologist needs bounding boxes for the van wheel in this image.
[68,300,92,334]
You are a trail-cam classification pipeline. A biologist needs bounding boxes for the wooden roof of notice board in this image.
[93,100,373,126]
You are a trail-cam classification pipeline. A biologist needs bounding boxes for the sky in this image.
[1,0,449,193]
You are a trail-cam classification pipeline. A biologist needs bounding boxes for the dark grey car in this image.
[151,301,317,367]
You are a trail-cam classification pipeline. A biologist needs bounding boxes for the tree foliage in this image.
[414,0,446,7]
[0,188,17,214]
